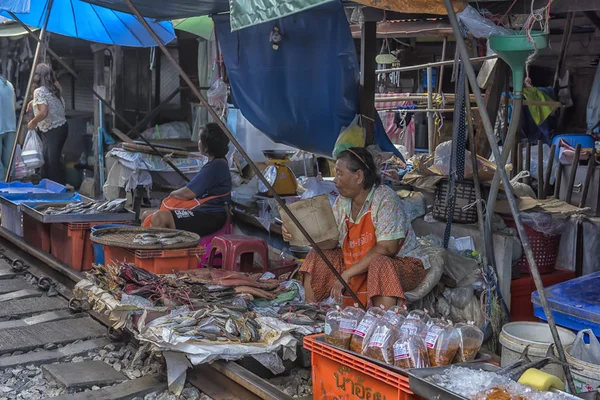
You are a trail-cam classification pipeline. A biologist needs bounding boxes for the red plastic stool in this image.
[208,234,269,273]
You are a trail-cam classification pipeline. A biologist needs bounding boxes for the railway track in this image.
[0,226,308,400]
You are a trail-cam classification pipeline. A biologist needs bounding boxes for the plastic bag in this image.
[349,306,386,353]
[393,330,430,369]
[453,321,484,363]
[407,309,430,325]
[520,211,567,236]
[522,144,551,180]
[426,321,460,367]
[400,317,428,340]
[21,129,44,169]
[510,171,537,199]
[362,318,398,364]
[332,115,365,159]
[340,304,366,337]
[457,5,511,38]
[570,329,600,365]
[431,140,473,177]
[207,78,228,118]
[12,144,32,179]
[324,306,352,349]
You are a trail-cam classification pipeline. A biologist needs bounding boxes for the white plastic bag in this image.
[12,144,32,179]
[21,129,44,169]
[570,329,600,365]
[457,6,511,39]
[207,78,228,118]
[301,176,339,205]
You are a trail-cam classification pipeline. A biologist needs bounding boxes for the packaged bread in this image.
[406,309,430,325]
[426,320,460,367]
[339,304,366,337]
[453,321,484,363]
[349,306,386,353]
[393,330,430,369]
[384,307,406,327]
[387,305,408,317]
[400,317,428,340]
[362,318,399,364]
[324,306,351,349]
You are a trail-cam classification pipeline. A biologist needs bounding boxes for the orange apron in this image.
[142,192,230,227]
[341,206,376,308]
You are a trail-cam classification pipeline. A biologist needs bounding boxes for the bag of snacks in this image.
[400,317,428,340]
[426,321,460,367]
[339,304,366,337]
[406,309,430,325]
[453,321,484,363]
[349,306,386,353]
[393,330,430,369]
[362,318,398,364]
[324,306,352,349]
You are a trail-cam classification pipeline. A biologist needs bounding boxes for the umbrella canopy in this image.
[0,16,39,37]
[2,0,175,47]
[172,16,213,40]
[0,0,30,13]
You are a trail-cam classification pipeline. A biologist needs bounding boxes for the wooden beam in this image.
[553,12,575,90]
[360,21,377,146]
[474,59,509,158]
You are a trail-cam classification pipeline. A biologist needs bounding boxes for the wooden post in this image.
[553,12,574,91]
[5,0,54,182]
[474,59,509,158]
[360,21,376,146]
[427,67,434,152]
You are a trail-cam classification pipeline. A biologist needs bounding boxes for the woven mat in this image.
[90,227,200,250]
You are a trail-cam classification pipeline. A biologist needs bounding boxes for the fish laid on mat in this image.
[132,232,187,246]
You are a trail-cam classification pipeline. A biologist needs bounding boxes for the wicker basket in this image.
[432,178,478,224]
[504,217,559,275]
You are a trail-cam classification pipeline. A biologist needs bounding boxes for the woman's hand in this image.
[282,225,292,242]
[27,120,37,130]
[331,271,351,303]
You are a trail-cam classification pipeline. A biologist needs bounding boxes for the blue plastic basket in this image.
[0,179,66,194]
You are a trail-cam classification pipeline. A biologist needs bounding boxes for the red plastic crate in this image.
[303,334,419,400]
[510,268,575,322]
[504,217,561,275]
[23,214,51,252]
[104,245,206,274]
[50,221,130,271]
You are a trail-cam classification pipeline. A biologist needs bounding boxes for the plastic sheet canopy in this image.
[229,0,334,31]
[213,1,400,158]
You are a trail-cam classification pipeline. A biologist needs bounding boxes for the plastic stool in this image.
[198,219,233,266]
[208,234,269,273]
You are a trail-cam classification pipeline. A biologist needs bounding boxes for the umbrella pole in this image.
[124,0,367,310]
[5,0,55,182]
[443,0,576,392]
[5,14,191,184]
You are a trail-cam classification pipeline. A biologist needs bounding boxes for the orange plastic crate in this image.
[103,245,206,274]
[50,221,130,271]
[304,334,419,400]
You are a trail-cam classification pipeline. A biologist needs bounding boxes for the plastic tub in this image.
[499,322,576,381]
[91,224,127,266]
[532,271,600,338]
[552,134,595,158]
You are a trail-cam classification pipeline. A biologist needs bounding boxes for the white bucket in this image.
[566,344,600,393]
[499,322,577,381]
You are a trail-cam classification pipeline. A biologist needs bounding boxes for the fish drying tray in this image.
[90,227,200,250]
[21,201,135,224]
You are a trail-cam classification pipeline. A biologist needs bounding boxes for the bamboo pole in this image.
[444,0,576,392]
[5,0,55,182]
[427,67,434,152]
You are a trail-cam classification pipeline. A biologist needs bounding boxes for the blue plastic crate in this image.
[551,134,595,158]
[0,179,66,194]
[532,271,600,338]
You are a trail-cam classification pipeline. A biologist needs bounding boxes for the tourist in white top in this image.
[0,75,16,182]
[26,63,67,184]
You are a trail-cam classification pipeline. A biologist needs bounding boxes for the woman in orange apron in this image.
[142,123,232,237]
[283,147,426,309]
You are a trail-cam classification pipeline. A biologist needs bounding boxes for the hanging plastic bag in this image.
[21,129,44,169]
[12,144,32,179]
[332,115,365,159]
[570,329,600,365]
[207,78,228,119]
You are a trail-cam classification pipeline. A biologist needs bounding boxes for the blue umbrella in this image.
[0,0,30,13]
[2,0,175,47]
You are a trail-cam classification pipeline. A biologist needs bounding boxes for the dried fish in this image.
[43,198,127,215]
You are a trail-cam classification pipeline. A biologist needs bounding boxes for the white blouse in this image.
[33,86,66,132]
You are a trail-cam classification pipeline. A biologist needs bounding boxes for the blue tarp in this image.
[213,1,400,158]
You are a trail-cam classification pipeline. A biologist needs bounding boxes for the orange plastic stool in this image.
[208,234,269,273]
